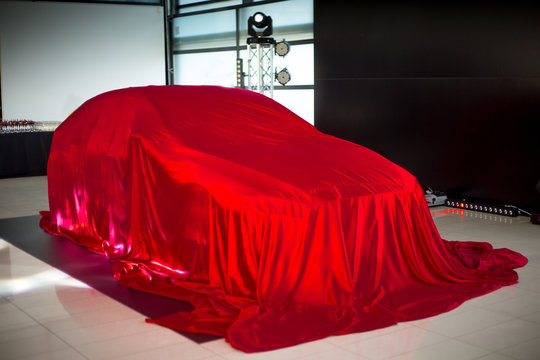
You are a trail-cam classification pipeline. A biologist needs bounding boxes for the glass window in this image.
[239,0,313,43]
[273,89,314,125]
[172,0,314,123]
[271,43,314,86]
[173,10,236,51]
[237,44,313,87]
[174,51,237,87]
[178,0,242,14]
[88,0,162,3]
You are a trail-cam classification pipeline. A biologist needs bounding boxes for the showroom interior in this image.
[1,0,540,359]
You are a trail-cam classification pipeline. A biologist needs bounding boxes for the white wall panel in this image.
[0,1,165,123]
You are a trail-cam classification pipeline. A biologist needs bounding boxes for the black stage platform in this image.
[0,215,218,343]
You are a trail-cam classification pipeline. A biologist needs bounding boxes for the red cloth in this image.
[40,85,527,352]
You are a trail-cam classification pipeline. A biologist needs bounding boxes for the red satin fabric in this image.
[40,85,527,352]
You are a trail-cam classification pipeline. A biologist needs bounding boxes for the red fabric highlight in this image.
[40,85,527,352]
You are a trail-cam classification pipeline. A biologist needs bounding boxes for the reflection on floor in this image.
[1,176,540,360]
[0,215,216,344]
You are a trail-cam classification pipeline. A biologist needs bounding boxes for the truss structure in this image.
[247,38,275,98]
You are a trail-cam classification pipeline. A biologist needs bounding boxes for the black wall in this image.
[314,1,540,213]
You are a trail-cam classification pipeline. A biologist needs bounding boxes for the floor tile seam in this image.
[1,286,83,300]
[461,298,520,311]
[0,323,41,335]
[412,301,509,318]
[4,297,94,353]
[0,296,11,304]
[63,333,189,357]
[201,355,228,360]
[302,342,362,360]
[69,330,196,359]
[510,316,540,328]
[113,341,227,360]
[411,314,514,341]
[456,316,522,336]
[469,351,519,360]
[6,295,47,316]
[0,303,38,322]
[482,303,540,319]
[492,336,540,359]
[38,308,145,332]
[332,341,396,360]
[51,320,190,348]
[7,291,105,309]
[17,348,91,360]
[478,290,540,309]
[451,336,504,355]
[0,297,19,309]
[334,327,449,359]
[12,294,135,316]
[386,337,491,360]
[200,339,238,357]
[26,287,147,331]
[0,305,89,360]
[454,318,540,351]
[517,313,540,324]
[322,328,400,348]
[0,322,53,345]
[478,309,540,320]
[15,342,91,360]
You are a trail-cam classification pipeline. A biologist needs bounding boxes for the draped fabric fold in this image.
[40,85,527,352]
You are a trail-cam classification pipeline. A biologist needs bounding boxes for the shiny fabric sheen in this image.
[40,85,527,352]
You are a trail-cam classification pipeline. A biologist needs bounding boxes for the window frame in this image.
[169,0,314,92]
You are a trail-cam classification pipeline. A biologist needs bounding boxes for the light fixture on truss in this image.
[275,68,291,85]
[275,40,290,57]
[244,12,292,98]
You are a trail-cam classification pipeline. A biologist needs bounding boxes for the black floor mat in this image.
[0,215,219,343]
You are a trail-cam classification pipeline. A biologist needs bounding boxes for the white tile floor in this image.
[1,176,539,360]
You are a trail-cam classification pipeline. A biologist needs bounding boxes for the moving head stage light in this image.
[248,12,273,38]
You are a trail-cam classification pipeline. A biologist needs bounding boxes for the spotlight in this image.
[248,12,273,38]
[276,68,291,85]
[275,40,290,57]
